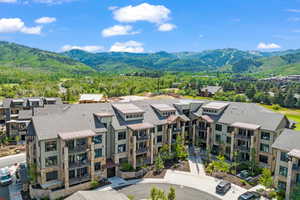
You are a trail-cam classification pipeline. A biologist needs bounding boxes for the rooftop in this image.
[113,103,144,114]
[202,102,229,110]
[79,94,104,102]
[231,122,261,130]
[272,129,300,152]
[151,104,176,112]
[127,122,154,131]
[58,129,98,140]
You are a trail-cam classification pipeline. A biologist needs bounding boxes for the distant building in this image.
[0,97,62,141]
[199,86,222,97]
[260,75,300,83]
[79,94,105,104]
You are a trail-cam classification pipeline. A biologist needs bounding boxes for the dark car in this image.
[216,181,231,195]
[238,191,261,200]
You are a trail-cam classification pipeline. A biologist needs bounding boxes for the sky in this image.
[1,0,300,53]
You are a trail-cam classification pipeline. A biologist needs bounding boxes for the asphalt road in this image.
[0,185,9,200]
[0,153,26,169]
[117,183,221,200]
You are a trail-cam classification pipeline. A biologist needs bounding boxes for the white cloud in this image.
[110,40,144,53]
[113,3,170,24]
[102,25,139,37]
[21,26,42,34]
[158,23,176,32]
[286,9,300,13]
[0,0,17,3]
[257,42,281,49]
[35,17,56,24]
[61,45,104,52]
[0,18,42,35]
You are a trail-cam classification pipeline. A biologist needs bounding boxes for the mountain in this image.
[63,48,263,73]
[0,41,94,74]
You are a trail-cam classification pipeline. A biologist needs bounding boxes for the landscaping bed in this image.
[0,144,25,157]
[212,172,252,189]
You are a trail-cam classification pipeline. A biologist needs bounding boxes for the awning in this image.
[288,149,300,159]
[231,122,260,130]
[127,122,154,131]
[201,115,214,123]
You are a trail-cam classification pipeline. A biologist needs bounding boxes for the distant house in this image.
[79,94,105,104]
[199,86,222,97]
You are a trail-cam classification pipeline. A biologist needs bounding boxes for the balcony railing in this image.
[68,144,88,153]
[172,128,182,133]
[136,147,148,155]
[293,164,300,171]
[136,135,149,141]
[69,159,90,169]
[69,175,90,186]
[235,134,251,140]
[236,145,250,151]
[196,126,207,131]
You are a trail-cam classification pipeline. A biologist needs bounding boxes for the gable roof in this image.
[272,129,300,152]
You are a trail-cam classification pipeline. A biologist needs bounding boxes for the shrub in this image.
[90,180,99,189]
[272,104,280,110]
[120,162,134,172]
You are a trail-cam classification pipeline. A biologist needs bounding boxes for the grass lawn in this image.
[183,95,214,100]
[260,104,300,131]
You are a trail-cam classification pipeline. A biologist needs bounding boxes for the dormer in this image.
[202,102,229,115]
[44,98,57,105]
[174,100,204,115]
[151,104,176,117]
[28,98,42,107]
[113,103,144,121]
[11,99,24,107]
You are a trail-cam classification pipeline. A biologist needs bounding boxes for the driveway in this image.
[117,183,220,200]
[0,153,26,169]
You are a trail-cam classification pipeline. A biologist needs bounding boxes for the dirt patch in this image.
[0,144,25,157]
[143,169,167,178]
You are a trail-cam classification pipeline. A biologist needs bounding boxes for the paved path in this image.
[188,146,206,176]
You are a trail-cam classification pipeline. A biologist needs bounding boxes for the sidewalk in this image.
[188,146,206,176]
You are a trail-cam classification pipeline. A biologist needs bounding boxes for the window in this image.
[280,152,289,162]
[93,135,102,144]
[215,124,222,131]
[279,166,288,177]
[157,125,163,132]
[227,126,234,133]
[45,156,57,167]
[95,148,103,158]
[46,171,58,182]
[118,132,126,140]
[45,141,57,152]
[260,144,269,153]
[278,181,286,190]
[259,155,268,164]
[215,134,221,143]
[95,162,101,171]
[118,144,126,153]
[225,147,231,155]
[261,132,270,141]
[226,136,231,144]
[157,135,163,143]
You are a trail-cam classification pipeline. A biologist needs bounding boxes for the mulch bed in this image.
[143,160,190,179]
[0,144,25,157]
[211,172,252,189]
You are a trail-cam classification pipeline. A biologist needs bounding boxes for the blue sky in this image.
[1,0,300,53]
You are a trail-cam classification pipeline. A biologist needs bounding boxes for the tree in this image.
[210,155,230,175]
[284,89,296,108]
[259,168,273,189]
[291,184,300,200]
[296,99,300,109]
[174,135,188,161]
[245,86,256,100]
[160,144,172,161]
[155,154,164,173]
[167,187,176,200]
[249,148,257,176]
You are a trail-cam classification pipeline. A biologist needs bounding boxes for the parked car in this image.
[237,170,250,179]
[216,181,231,195]
[0,167,12,186]
[238,191,261,200]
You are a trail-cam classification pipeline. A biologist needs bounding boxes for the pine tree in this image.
[284,89,296,108]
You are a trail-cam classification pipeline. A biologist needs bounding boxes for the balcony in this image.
[136,135,149,141]
[69,175,90,186]
[293,164,300,171]
[69,159,90,169]
[68,144,88,154]
[172,128,182,133]
[196,126,207,131]
[136,147,148,155]
[236,145,250,151]
[235,134,251,140]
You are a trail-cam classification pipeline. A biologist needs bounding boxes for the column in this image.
[206,127,211,152]
[286,157,294,200]
[192,124,196,146]
[230,131,235,161]
[250,135,255,162]
[63,146,69,189]
[181,124,185,142]
[150,132,154,165]
[90,141,95,181]
[132,136,137,169]
[168,128,172,153]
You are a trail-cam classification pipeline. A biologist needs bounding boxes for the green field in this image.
[261,104,300,131]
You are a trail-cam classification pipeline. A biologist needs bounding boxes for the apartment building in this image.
[0,97,62,140]
[26,99,292,199]
[273,129,300,199]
